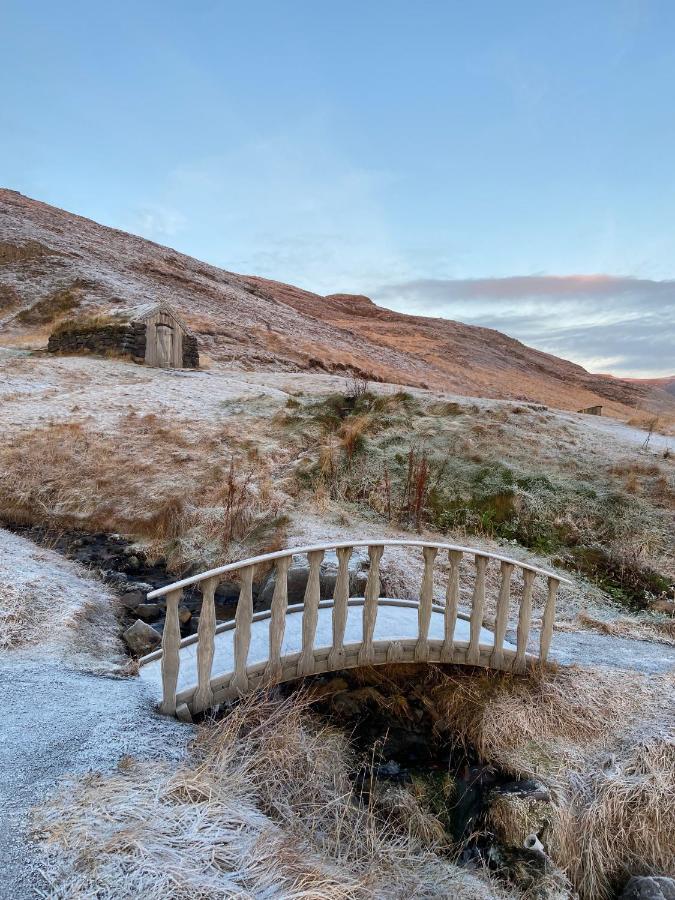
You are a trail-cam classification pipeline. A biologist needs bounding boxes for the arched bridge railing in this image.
[140,540,571,719]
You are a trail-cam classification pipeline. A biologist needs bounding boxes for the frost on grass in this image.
[33,694,513,900]
[0,528,122,667]
[423,664,675,900]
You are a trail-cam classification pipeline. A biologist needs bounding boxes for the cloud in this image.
[373,275,675,378]
[132,205,187,240]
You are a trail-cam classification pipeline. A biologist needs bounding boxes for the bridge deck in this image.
[139,598,517,707]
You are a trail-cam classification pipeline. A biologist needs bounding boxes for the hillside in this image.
[1,188,673,420]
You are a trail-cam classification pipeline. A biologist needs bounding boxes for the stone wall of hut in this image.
[47,322,147,362]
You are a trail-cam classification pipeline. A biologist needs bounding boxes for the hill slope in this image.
[1,188,672,418]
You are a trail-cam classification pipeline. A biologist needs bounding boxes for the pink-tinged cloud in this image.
[373,275,675,378]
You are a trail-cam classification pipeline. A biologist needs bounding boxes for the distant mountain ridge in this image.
[1,188,673,420]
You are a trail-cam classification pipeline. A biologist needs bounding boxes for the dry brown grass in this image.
[573,611,675,646]
[0,414,288,570]
[426,666,675,899]
[0,582,48,649]
[33,693,514,899]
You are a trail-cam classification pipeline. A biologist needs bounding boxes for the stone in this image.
[257,549,369,610]
[134,603,161,622]
[486,780,554,850]
[123,619,161,656]
[178,606,192,625]
[120,590,146,609]
[620,876,675,900]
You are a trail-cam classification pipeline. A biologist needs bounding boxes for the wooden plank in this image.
[160,588,182,715]
[514,569,536,673]
[193,576,218,712]
[490,561,514,669]
[415,546,438,661]
[264,556,291,682]
[328,546,352,669]
[358,544,384,665]
[441,549,462,661]
[467,554,488,665]
[231,566,254,694]
[298,550,325,676]
[539,576,560,663]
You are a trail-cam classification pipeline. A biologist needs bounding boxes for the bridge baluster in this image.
[467,554,488,665]
[441,549,462,661]
[358,544,384,665]
[265,555,291,682]
[490,561,514,669]
[231,565,254,694]
[160,588,183,715]
[328,546,352,669]
[514,568,536,672]
[539,576,560,663]
[194,576,218,712]
[298,550,325,676]
[415,546,438,661]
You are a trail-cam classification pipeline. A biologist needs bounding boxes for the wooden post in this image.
[264,555,291,682]
[160,588,182,715]
[441,549,462,661]
[298,550,325,676]
[231,566,254,695]
[358,544,384,665]
[415,546,438,661]
[467,554,488,665]
[514,568,536,673]
[490,562,514,669]
[194,577,218,712]
[539,576,559,663]
[328,546,352,670]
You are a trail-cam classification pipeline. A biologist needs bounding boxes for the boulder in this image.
[486,779,554,850]
[134,603,161,622]
[178,605,192,625]
[620,877,675,900]
[257,549,369,610]
[123,619,161,656]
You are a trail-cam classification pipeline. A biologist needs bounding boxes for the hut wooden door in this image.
[155,323,174,367]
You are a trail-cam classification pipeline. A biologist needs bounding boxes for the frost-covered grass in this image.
[339,663,675,900]
[283,389,674,608]
[0,528,122,665]
[33,694,514,900]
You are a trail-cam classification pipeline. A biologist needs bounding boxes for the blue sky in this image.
[1,0,674,376]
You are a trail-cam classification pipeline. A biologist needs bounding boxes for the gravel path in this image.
[0,653,190,900]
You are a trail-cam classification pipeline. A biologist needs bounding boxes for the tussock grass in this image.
[428,666,675,899]
[326,664,674,899]
[33,694,514,899]
[573,611,675,646]
[0,582,48,649]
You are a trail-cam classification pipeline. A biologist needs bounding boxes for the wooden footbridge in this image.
[138,540,570,721]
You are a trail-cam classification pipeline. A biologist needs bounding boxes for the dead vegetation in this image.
[33,694,513,900]
[332,664,675,900]
[0,414,288,570]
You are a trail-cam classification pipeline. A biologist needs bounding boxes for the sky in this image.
[1,0,674,378]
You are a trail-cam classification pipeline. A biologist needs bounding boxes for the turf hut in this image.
[48,302,199,369]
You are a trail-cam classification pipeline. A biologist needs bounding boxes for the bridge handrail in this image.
[146,540,572,599]
[143,539,571,719]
